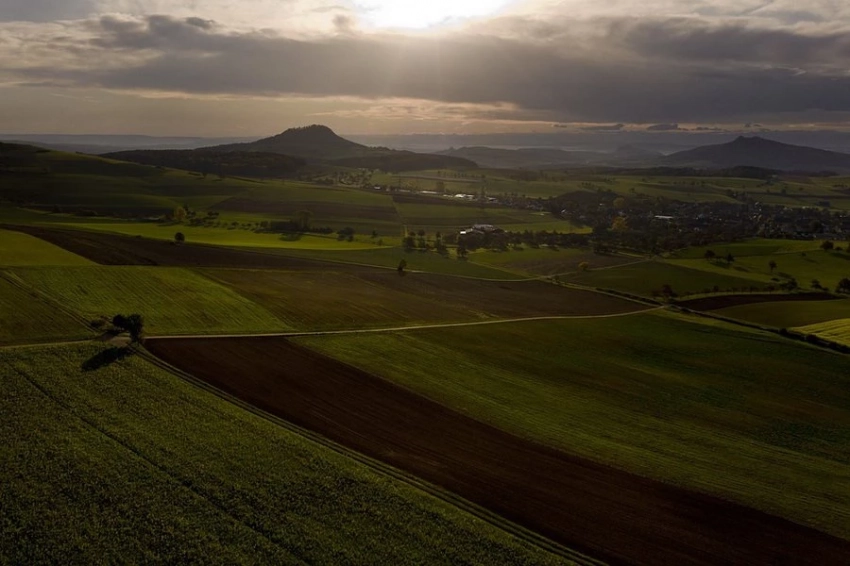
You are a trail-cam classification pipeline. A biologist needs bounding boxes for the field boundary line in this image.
[146,308,661,341]
[136,347,607,566]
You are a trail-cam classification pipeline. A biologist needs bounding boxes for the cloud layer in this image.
[3,0,850,132]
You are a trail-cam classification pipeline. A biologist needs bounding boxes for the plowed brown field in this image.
[147,337,850,566]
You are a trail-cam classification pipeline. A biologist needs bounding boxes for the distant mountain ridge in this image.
[661,136,850,172]
[208,125,477,171]
[437,145,662,169]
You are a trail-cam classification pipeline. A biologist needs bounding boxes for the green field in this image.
[567,260,761,296]
[469,247,639,277]
[797,319,850,346]
[257,246,521,279]
[50,222,385,250]
[716,299,850,327]
[672,245,850,291]
[0,275,92,345]
[12,266,287,335]
[297,313,850,541]
[0,228,94,266]
[0,343,567,564]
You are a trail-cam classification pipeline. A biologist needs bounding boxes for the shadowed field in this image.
[147,335,850,566]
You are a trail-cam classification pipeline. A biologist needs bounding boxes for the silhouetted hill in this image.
[103,149,305,178]
[209,125,476,171]
[661,136,850,172]
[438,145,660,169]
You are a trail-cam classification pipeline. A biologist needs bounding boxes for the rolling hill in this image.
[209,125,477,171]
[102,149,306,179]
[438,145,661,169]
[660,136,850,172]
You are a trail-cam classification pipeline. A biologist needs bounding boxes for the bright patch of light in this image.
[359,0,512,29]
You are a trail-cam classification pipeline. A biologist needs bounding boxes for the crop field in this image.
[0,275,91,345]
[0,228,93,266]
[202,268,647,331]
[296,313,850,544]
[393,200,566,231]
[50,222,384,250]
[0,149,258,214]
[12,266,287,335]
[797,318,850,346]
[3,224,382,270]
[684,296,850,328]
[0,343,567,565]
[260,246,521,279]
[468,248,640,276]
[672,238,825,259]
[213,185,403,234]
[567,260,761,296]
[672,247,850,291]
[148,333,850,565]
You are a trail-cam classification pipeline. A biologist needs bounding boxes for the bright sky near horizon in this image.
[2,0,850,136]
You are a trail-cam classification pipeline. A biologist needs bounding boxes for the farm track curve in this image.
[147,336,850,566]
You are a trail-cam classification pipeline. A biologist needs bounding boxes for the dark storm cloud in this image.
[8,13,850,124]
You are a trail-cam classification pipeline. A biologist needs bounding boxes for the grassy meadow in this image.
[0,275,92,345]
[567,260,762,296]
[0,228,94,266]
[12,266,287,335]
[715,299,850,328]
[298,313,850,541]
[0,343,568,565]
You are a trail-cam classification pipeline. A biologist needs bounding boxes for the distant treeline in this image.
[103,150,306,178]
[332,152,477,173]
[552,166,837,179]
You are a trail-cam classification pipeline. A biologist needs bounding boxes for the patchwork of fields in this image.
[147,333,850,565]
[5,150,850,564]
[0,344,567,565]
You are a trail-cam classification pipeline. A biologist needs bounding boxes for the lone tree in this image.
[173,206,187,223]
[704,249,716,262]
[579,261,590,272]
[725,252,735,265]
[821,240,835,252]
[837,277,850,294]
[397,259,407,275]
[768,260,777,273]
[174,231,185,244]
[112,313,145,344]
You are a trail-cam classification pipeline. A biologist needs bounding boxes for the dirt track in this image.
[147,336,850,566]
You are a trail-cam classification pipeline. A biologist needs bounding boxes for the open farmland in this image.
[0,275,91,345]
[1,224,376,270]
[797,318,850,346]
[50,221,384,250]
[296,314,850,544]
[202,268,649,330]
[259,246,521,279]
[568,260,762,296]
[212,184,403,234]
[13,266,287,336]
[0,343,568,565]
[0,228,94,266]
[468,247,640,276]
[672,247,850,292]
[147,334,850,565]
[678,293,850,327]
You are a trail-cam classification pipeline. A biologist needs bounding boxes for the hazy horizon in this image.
[2,0,850,136]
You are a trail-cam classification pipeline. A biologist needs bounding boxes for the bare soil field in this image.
[147,336,850,566]
[2,224,372,270]
[680,292,838,311]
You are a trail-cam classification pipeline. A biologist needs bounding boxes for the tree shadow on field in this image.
[82,347,132,372]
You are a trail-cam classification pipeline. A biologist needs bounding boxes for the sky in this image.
[2,0,850,136]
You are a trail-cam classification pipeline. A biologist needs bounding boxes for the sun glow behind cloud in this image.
[358,0,513,29]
